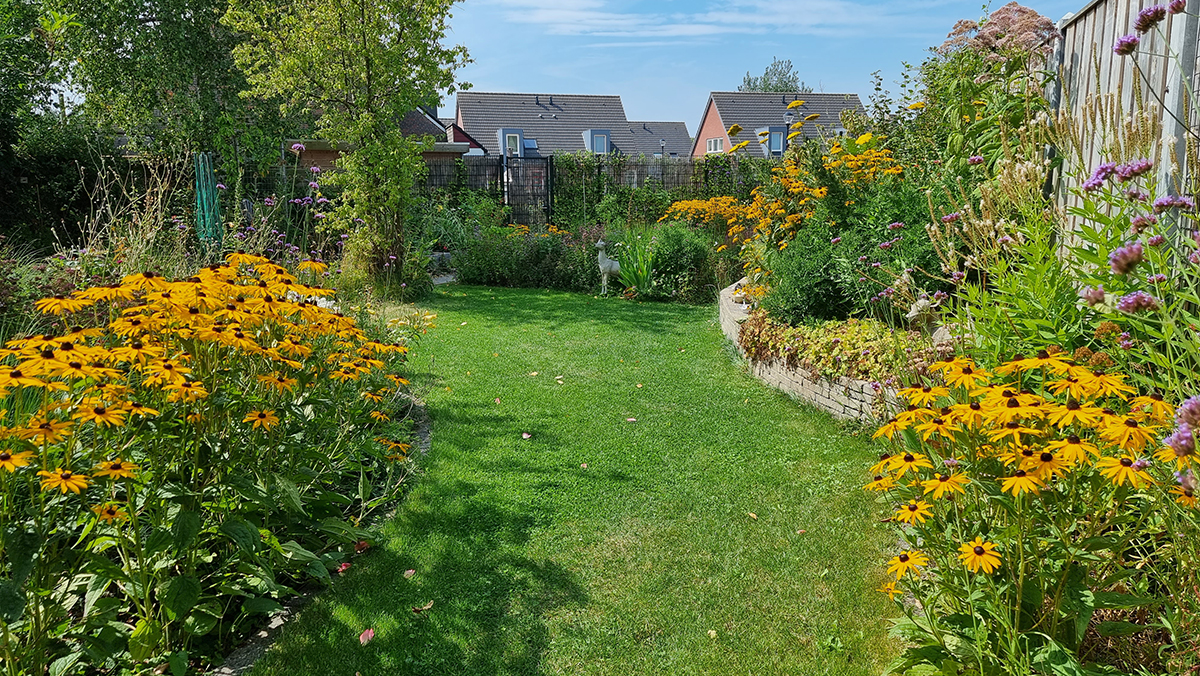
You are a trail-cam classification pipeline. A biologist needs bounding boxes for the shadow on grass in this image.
[425,285,712,337]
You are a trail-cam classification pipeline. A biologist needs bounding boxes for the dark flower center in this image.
[1067,400,1080,410]
[1006,422,1021,429]
[932,418,945,425]
[1015,470,1027,477]
[110,462,122,470]
[258,412,267,419]
[922,386,931,393]
[1023,448,1035,457]
[1007,399,1020,408]
[131,341,143,350]
[142,271,156,279]
[40,349,55,359]
[898,554,910,562]
[973,546,985,556]
[68,361,82,369]
[1120,458,1133,467]
[94,407,106,415]
[1151,393,1163,402]
[970,402,981,411]
[60,472,72,479]
[938,475,948,483]
[903,454,915,463]
[873,475,882,482]
[1037,350,1050,360]
[962,366,973,374]
[1124,418,1138,428]
[879,453,890,461]
[1040,452,1054,462]
[0,452,10,461]
[908,504,918,512]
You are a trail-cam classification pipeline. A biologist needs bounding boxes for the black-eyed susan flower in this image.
[0,368,49,389]
[1096,455,1154,488]
[124,401,161,417]
[921,473,969,499]
[895,499,933,525]
[949,401,986,428]
[929,357,971,374]
[298,260,329,274]
[0,449,35,472]
[1000,469,1043,496]
[164,380,209,403]
[890,452,933,477]
[987,397,1046,426]
[1129,392,1174,423]
[897,405,937,425]
[1047,377,1092,401]
[944,364,991,389]
[72,403,127,428]
[876,581,900,600]
[243,410,279,430]
[1046,400,1103,428]
[1099,418,1157,452]
[38,468,90,493]
[1047,435,1099,464]
[94,458,139,480]
[361,390,385,404]
[1078,371,1136,398]
[957,537,1001,573]
[988,421,1045,445]
[886,550,928,579]
[900,385,950,407]
[16,417,73,444]
[1024,450,1069,480]
[1170,485,1197,508]
[143,360,191,387]
[863,475,898,492]
[92,502,129,523]
[34,294,91,315]
[369,410,390,423]
[915,417,961,441]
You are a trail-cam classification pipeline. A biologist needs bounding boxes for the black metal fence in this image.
[421,154,776,226]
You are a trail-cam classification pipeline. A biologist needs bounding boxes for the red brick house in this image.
[284,108,468,172]
[691,91,865,158]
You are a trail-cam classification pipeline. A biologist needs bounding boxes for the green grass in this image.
[250,285,897,676]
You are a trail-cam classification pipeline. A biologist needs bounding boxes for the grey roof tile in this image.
[706,91,865,157]
[457,92,643,156]
[626,121,692,157]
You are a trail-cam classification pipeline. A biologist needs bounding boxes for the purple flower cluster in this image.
[291,143,306,152]
[1109,241,1144,274]
[1114,33,1140,56]
[951,271,966,283]
[1130,214,1157,233]
[1179,396,1200,428]
[1134,4,1167,32]
[888,221,906,230]
[941,213,961,224]
[1147,273,1167,284]
[309,166,322,175]
[878,235,903,250]
[1169,0,1187,13]
[1153,194,1196,213]
[1079,285,1106,306]
[290,196,315,206]
[1147,234,1166,246]
[1115,290,1159,313]
[263,196,276,207]
[967,156,985,166]
[1179,468,1198,493]
[1114,159,1153,182]
[1082,162,1117,192]
[1125,188,1149,202]
[1167,423,1197,457]
[216,183,227,190]
[831,237,842,245]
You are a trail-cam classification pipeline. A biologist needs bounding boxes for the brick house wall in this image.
[691,98,730,158]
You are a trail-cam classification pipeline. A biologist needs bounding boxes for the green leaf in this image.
[242,596,282,615]
[1096,621,1148,637]
[0,582,25,622]
[220,518,260,554]
[1032,637,1084,676]
[4,527,41,585]
[168,650,189,676]
[172,511,202,554]
[274,475,308,516]
[279,540,319,563]
[83,573,112,619]
[1092,592,1157,610]
[49,652,83,676]
[128,619,163,662]
[183,601,221,636]
[160,576,201,622]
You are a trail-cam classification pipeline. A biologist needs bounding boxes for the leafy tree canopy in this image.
[739,57,812,93]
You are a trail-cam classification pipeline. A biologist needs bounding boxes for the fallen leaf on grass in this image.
[413,600,434,615]
[580,463,588,469]
[796,529,807,534]
[626,418,637,422]
[748,512,758,520]
[707,630,718,639]
[495,398,501,404]
[529,371,538,376]
[493,353,498,357]
[460,322,467,326]
[403,569,416,579]
[359,628,375,646]
[522,433,532,439]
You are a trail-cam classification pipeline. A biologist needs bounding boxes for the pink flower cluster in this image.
[1115,290,1159,313]
[1108,241,1144,275]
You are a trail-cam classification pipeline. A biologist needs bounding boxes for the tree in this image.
[739,57,812,93]
[223,0,469,272]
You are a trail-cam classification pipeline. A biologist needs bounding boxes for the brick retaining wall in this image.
[719,280,891,422]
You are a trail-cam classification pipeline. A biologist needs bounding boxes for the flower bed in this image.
[0,252,429,673]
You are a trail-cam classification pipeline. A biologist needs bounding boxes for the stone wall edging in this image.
[719,279,897,422]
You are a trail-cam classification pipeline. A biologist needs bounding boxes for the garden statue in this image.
[596,240,620,295]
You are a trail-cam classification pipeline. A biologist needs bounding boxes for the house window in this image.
[706,138,723,153]
[769,132,783,153]
[593,134,608,153]
[506,134,520,155]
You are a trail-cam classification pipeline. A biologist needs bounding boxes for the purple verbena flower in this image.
[1080,285,1106,306]
[291,143,306,152]
[1177,396,1200,427]
[1126,188,1149,202]
[1114,34,1140,55]
[1116,290,1159,313]
[941,213,960,224]
[1131,458,1151,471]
[951,271,966,283]
[1153,195,1196,214]
[1169,0,1187,12]
[1115,159,1153,182]
[314,213,326,219]
[263,197,276,207]
[888,221,905,230]
[310,166,322,174]
[216,183,227,190]
[308,181,320,189]
[1135,5,1168,32]
[1130,214,1157,233]
[1147,273,1167,284]
[1109,241,1144,274]
[967,156,984,165]
[1148,234,1166,246]
[831,237,842,245]
[1166,423,1196,458]
[858,256,869,263]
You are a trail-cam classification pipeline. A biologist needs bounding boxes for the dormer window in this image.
[583,129,611,154]
[506,134,520,155]
[769,131,783,153]
[593,134,608,153]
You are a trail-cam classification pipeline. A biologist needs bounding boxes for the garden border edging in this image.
[719,279,891,422]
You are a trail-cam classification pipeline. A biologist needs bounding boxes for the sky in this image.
[440,0,1086,135]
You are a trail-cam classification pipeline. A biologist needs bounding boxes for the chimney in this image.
[535,95,540,105]
[549,95,554,105]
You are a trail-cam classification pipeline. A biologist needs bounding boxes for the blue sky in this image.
[441,0,1084,135]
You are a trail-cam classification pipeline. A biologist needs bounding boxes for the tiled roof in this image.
[626,121,692,157]
[456,92,640,156]
[706,91,865,157]
[398,109,446,138]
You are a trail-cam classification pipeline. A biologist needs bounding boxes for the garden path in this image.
[249,285,895,676]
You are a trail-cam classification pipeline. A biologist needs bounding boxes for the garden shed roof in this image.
[697,91,865,156]
[455,92,687,157]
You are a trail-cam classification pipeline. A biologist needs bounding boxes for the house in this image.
[284,108,468,172]
[691,91,866,159]
[453,92,692,158]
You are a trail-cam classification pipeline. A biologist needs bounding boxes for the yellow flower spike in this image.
[958,538,1001,574]
[727,124,743,136]
[907,102,926,110]
[855,132,873,145]
[804,113,820,121]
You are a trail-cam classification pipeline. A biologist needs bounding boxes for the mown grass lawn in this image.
[250,285,896,676]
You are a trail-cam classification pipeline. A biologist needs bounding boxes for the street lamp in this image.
[659,138,666,158]
[783,111,795,154]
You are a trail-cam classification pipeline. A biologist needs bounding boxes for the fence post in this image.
[1156,1,1199,196]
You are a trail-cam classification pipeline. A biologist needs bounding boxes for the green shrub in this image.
[760,227,849,323]
[649,225,716,303]
[596,187,674,228]
[456,224,602,292]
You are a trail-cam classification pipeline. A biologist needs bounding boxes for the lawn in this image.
[249,285,897,675]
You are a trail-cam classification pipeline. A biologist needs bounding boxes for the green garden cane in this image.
[195,152,221,253]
